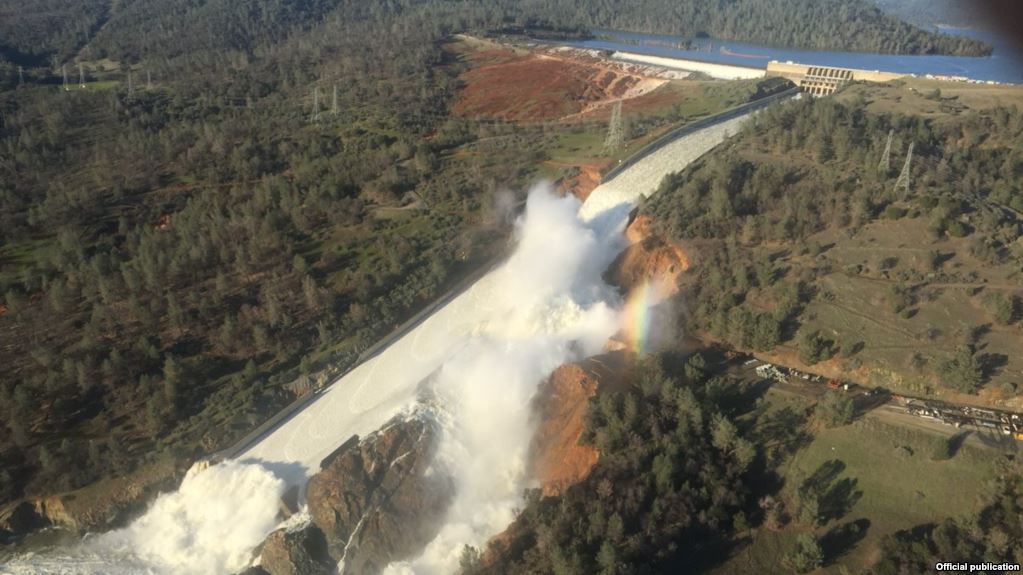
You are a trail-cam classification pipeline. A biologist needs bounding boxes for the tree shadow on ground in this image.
[947,431,971,458]
[979,353,1008,380]
[800,459,863,524]
[801,459,845,494]
[819,477,863,523]
[751,404,813,465]
[821,518,871,565]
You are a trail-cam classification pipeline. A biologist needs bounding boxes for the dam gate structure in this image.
[766,61,905,96]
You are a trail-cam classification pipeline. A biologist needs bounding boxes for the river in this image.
[551,26,1023,84]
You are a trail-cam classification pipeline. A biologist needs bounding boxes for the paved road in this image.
[733,362,1019,453]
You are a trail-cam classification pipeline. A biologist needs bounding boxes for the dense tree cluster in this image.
[0,0,110,64]
[482,356,756,573]
[0,1,537,502]
[0,0,988,74]
[509,0,991,55]
[643,95,1023,392]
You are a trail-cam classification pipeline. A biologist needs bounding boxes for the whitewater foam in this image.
[1,461,286,575]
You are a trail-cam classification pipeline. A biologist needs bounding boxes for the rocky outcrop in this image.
[305,415,451,575]
[0,501,49,543]
[259,524,334,575]
[0,459,182,543]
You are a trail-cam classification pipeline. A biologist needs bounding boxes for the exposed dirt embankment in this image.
[606,214,690,297]
[555,163,603,201]
[527,215,692,497]
[452,46,666,123]
[528,353,628,496]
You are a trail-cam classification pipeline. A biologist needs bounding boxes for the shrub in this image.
[931,436,952,461]
[799,331,836,365]
[815,392,855,428]
[938,346,984,393]
[786,533,824,573]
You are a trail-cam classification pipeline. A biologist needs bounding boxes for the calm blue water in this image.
[554,27,1023,84]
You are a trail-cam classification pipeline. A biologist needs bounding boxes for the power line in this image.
[878,128,893,172]
[602,100,623,154]
[894,141,914,197]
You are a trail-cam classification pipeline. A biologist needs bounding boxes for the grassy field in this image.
[715,388,1004,574]
[686,77,1023,411]
[838,78,1023,123]
[770,214,1023,407]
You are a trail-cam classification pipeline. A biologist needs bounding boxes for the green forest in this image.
[642,92,1023,396]
[0,0,1002,514]
[476,351,1023,574]
[473,355,758,573]
[0,0,529,504]
[0,0,990,71]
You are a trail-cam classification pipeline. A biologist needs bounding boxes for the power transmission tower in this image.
[62,65,68,91]
[79,63,85,88]
[147,70,152,90]
[603,100,623,153]
[311,87,320,122]
[878,129,893,172]
[127,70,134,94]
[894,142,914,196]
[18,66,23,86]
[331,85,338,117]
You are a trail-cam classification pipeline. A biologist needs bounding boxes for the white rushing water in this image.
[0,113,751,575]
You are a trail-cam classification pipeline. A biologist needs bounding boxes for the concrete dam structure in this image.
[766,61,905,96]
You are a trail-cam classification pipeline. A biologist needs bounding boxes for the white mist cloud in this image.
[94,461,287,575]
[0,461,287,575]
[386,183,627,574]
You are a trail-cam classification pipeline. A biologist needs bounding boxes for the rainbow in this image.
[624,282,658,356]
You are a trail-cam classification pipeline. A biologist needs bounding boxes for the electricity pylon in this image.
[878,129,893,172]
[603,100,623,153]
[894,142,914,197]
[79,63,85,88]
[18,66,23,86]
[62,65,68,91]
[332,85,338,116]
[311,87,320,122]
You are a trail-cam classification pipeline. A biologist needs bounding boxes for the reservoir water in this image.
[554,27,1023,84]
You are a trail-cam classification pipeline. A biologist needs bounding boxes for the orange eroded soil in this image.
[528,216,692,496]
[607,215,690,297]
[453,48,665,123]
[528,353,628,496]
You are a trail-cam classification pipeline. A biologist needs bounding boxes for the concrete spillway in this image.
[239,111,756,473]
